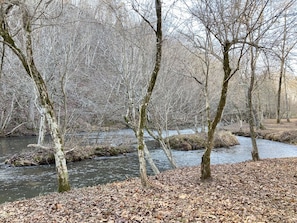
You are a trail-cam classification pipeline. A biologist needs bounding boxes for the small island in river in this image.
[5,130,238,167]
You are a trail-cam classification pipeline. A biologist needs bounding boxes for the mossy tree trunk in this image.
[134,0,162,186]
[201,42,231,180]
[0,1,70,192]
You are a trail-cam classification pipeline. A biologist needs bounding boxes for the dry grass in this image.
[223,119,297,145]
[167,130,239,150]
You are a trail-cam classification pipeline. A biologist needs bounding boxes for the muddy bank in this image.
[4,144,136,167]
[223,119,297,145]
[167,130,239,150]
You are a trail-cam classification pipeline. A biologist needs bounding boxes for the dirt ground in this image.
[223,118,297,145]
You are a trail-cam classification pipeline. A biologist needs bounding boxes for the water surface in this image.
[1,131,297,203]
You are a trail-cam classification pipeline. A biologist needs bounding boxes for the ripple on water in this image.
[1,135,297,203]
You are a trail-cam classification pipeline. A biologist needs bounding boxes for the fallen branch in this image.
[5,122,28,136]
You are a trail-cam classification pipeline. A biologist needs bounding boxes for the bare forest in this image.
[1,0,297,192]
[0,0,296,138]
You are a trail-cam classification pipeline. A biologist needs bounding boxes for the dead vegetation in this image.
[5,131,238,167]
[4,145,135,167]
[167,130,239,150]
[1,158,297,222]
[223,119,297,145]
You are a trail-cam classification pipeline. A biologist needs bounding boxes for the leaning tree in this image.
[0,0,70,192]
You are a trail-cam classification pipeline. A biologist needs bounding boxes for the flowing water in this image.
[1,129,297,204]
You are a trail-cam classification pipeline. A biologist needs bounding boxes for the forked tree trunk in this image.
[0,3,70,192]
[135,0,162,187]
[159,139,177,169]
[29,64,71,192]
[201,42,231,180]
[146,128,177,169]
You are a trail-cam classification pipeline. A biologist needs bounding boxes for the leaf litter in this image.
[1,157,297,222]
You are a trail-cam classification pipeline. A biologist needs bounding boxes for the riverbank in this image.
[4,144,136,167]
[223,118,297,145]
[1,157,296,222]
[4,130,238,167]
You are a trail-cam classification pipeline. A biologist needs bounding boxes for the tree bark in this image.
[201,42,231,180]
[276,12,288,124]
[0,2,70,192]
[144,141,160,175]
[248,50,260,161]
[38,108,46,145]
[276,62,283,124]
[136,115,149,187]
[27,58,71,192]
[146,127,177,169]
[135,0,162,187]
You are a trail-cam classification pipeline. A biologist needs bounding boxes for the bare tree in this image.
[274,7,297,123]
[247,47,260,161]
[130,0,163,186]
[185,0,289,179]
[0,0,70,192]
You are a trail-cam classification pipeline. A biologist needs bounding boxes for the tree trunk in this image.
[276,62,283,124]
[136,122,149,187]
[0,4,71,192]
[144,142,160,175]
[276,11,289,124]
[134,0,162,187]
[201,42,231,180]
[201,129,214,179]
[38,108,46,145]
[159,139,177,169]
[247,66,260,161]
[284,70,290,122]
[146,127,177,169]
[32,64,71,192]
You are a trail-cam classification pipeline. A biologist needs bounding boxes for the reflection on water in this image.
[1,131,297,203]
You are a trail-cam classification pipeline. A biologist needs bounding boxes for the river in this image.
[1,129,297,204]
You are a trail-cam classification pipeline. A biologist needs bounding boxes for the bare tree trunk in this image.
[201,42,231,180]
[159,139,177,169]
[29,63,71,192]
[144,142,160,175]
[147,128,177,169]
[248,57,260,161]
[0,2,70,192]
[134,0,162,187]
[136,108,150,186]
[38,108,46,145]
[257,91,265,130]
[276,60,283,124]
[284,68,290,122]
[276,12,288,124]
[28,97,35,130]
[201,128,214,179]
